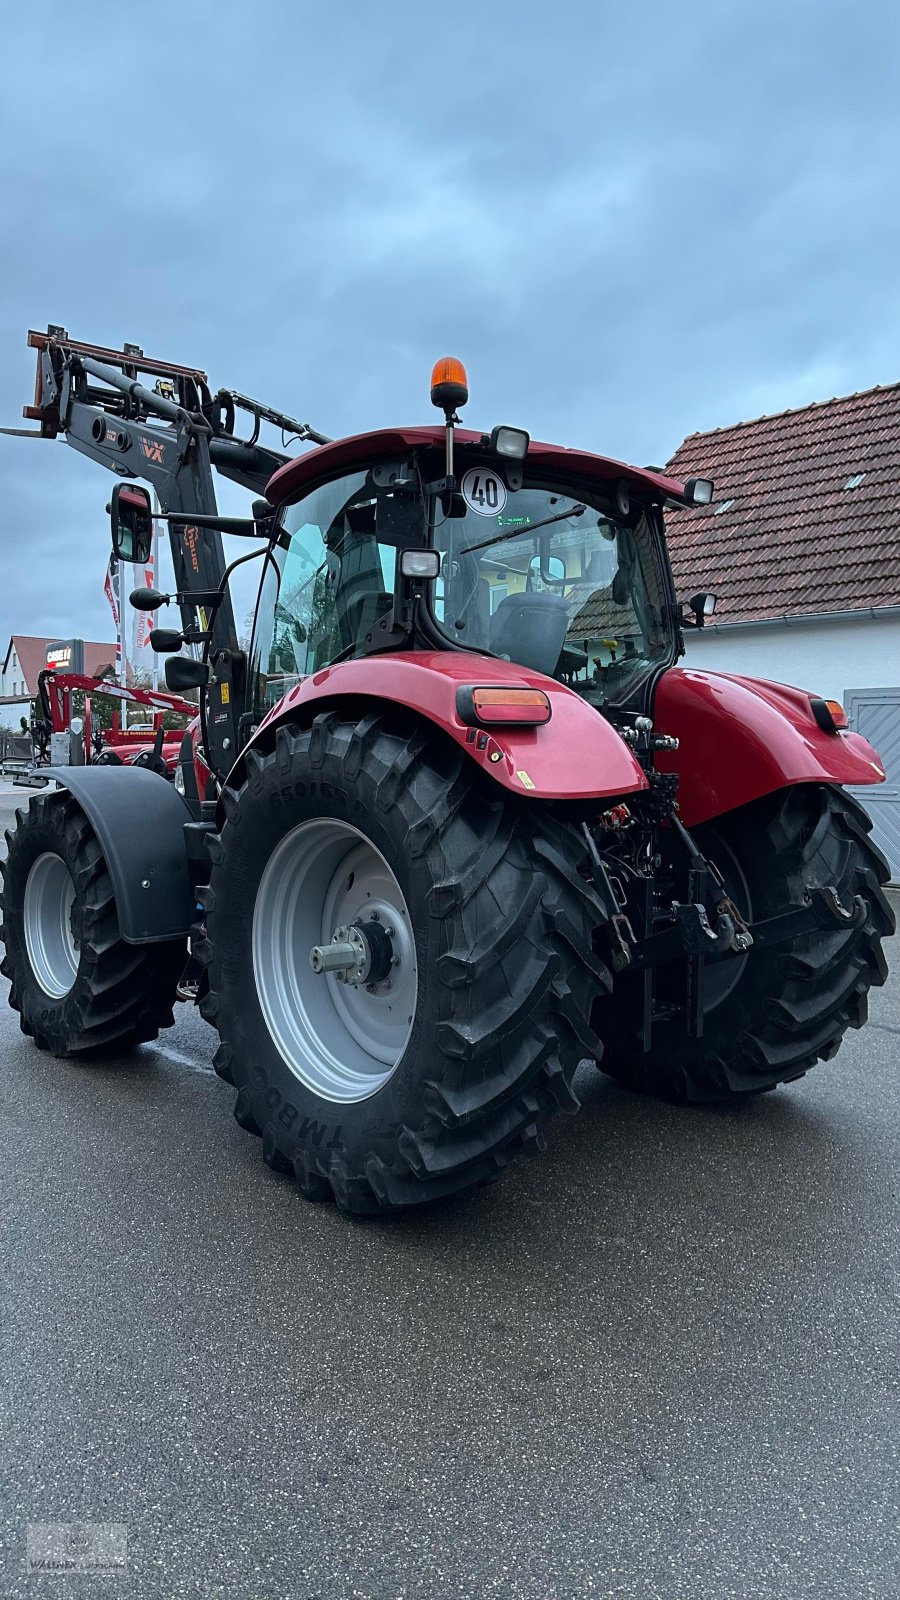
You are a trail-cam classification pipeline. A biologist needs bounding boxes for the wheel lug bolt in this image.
[384,926,394,937]
[366,983,376,994]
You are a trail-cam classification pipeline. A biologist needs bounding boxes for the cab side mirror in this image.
[165,656,210,691]
[680,591,717,628]
[110,483,153,565]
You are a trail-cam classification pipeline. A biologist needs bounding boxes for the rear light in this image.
[810,697,849,733]
[456,686,552,727]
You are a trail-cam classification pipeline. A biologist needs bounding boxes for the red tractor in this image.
[0,333,893,1213]
[35,667,195,775]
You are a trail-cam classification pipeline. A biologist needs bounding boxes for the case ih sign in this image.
[45,638,84,673]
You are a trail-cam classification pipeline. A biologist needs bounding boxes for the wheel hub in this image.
[309,915,395,987]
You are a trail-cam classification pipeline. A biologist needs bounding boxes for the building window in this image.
[843,473,865,490]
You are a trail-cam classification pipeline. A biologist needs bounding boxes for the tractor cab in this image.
[249,361,705,725]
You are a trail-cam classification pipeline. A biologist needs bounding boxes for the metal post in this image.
[150,490,161,692]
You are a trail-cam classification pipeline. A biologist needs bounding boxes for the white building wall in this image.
[1,642,35,718]
[0,702,33,726]
[681,615,900,702]
[1,644,23,698]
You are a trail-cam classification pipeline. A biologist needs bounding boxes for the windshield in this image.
[432,480,672,702]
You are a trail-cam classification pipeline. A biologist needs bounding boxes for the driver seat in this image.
[490,592,569,676]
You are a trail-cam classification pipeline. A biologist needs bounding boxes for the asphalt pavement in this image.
[1,788,898,1599]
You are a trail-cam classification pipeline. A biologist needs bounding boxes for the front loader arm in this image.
[7,328,309,653]
[15,328,244,658]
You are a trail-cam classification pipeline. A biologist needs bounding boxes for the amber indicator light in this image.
[810,696,849,733]
[456,686,552,727]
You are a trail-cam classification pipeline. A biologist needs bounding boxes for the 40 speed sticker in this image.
[461,466,507,517]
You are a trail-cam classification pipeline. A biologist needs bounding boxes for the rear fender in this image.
[653,668,887,827]
[44,766,193,942]
[231,652,648,803]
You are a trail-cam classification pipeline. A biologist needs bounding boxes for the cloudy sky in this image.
[1,0,898,653]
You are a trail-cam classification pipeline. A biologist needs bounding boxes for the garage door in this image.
[845,687,900,882]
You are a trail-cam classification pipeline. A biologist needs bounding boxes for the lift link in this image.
[746,885,867,950]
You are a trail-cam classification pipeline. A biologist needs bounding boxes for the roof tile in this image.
[665,383,900,622]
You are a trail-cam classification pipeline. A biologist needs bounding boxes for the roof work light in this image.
[684,477,714,505]
[489,424,530,461]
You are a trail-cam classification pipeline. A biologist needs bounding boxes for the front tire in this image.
[599,784,894,1102]
[1,789,186,1055]
[198,712,609,1212]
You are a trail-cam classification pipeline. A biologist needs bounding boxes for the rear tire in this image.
[198,711,609,1213]
[598,784,894,1102]
[1,789,185,1055]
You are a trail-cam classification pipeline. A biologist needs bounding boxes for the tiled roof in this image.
[664,383,900,625]
[568,590,639,640]
[3,635,117,693]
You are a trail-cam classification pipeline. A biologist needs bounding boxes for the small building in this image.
[665,382,900,877]
[0,635,117,722]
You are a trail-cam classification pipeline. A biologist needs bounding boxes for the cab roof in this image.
[265,425,688,508]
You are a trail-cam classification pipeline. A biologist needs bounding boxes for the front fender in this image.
[45,766,193,942]
[239,652,648,802]
[653,669,887,827]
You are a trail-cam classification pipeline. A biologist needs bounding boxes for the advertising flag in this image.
[104,556,120,629]
[130,541,156,677]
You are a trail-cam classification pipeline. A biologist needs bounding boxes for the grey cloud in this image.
[1,0,898,647]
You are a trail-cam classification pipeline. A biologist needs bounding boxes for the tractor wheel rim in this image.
[252,820,418,1104]
[23,852,79,999]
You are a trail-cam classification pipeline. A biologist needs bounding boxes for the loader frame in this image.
[4,325,329,775]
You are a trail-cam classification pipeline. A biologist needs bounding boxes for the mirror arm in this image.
[165,513,268,537]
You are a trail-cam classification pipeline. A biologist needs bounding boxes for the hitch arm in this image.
[746,886,867,950]
[626,884,865,972]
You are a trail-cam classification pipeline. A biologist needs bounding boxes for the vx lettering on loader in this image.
[0,331,894,1214]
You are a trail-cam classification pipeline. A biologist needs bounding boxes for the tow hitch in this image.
[628,883,865,972]
[584,784,869,1051]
